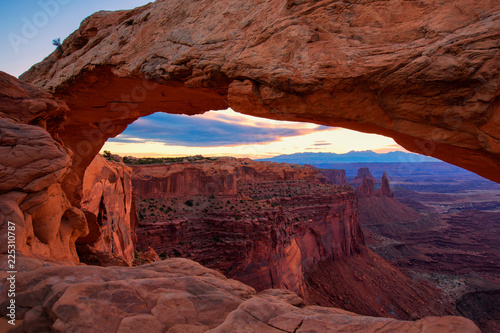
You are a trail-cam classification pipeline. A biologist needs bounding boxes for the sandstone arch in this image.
[4,0,499,263]
[20,0,500,196]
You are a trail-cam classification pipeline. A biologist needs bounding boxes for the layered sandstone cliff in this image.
[133,160,358,297]
[132,160,457,320]
[320,169,349,186]
[132,158,329,198]
[78,154,138,266]
[351,167,379,185]
[0,71,482,331]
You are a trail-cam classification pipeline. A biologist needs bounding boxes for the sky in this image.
[0,0,152,77]
[0,0,405,159]
[103,109,404,159]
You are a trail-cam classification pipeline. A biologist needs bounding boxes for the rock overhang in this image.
[17,0,500,192]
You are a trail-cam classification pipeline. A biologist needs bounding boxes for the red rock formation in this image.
[133,159,458,321]
[356,176,376,198]
[0,72,137,265]
[378,172,394,197]
[0,72,88,263]
[16,0,500,209]
[356,171,394,198]
[351,167,379,185]
[133,160,360,297]
[0,71,483,330]
[0,256,480,333]
[133,161,238,198]
[78,154,137,265]
[132,158,329,198]
[320,169,348,186]
[306,246,454,320]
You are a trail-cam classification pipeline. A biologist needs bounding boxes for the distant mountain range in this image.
[256,151,439,165]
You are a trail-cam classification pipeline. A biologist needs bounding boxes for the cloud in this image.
[313,143,332,146]
[109,111,330,147]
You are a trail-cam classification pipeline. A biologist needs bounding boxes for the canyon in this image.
[131,159,453,321]
[1,0,500,331]
[352,166,500,332]
[0,68,476,329]
[0,70,488,332]
[133,159,358,298]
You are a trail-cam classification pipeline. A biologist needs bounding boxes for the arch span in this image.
[20,0,500,204]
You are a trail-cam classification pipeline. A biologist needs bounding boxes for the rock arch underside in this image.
[20,0,500,194]
[1,0,499,331]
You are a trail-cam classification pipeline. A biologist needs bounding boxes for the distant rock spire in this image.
[377,172,394,197]
[351,167,379,185]
[356,175,375,197]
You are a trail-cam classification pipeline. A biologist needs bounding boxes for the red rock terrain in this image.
[0,72,138,266]
[1,0,499,330]
[319,169,348,185]
[0,255,479,333]
[0,72,85,263]
[132,159,456,321]
[351,167,380,185]
[306,247,451,320]
[353,167,500,332]
[77,154,138,266]
[133,159,358,298]
[132,157,328,198]
[0,70,481,332]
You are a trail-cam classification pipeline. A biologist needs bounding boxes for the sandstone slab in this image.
[0,256,480,333]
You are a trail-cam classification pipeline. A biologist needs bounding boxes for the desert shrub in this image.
[52,38,62,52]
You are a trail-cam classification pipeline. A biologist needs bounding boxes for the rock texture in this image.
[132,158,328,198]
[18,0,500,199]
[0,72,88,263]
[320,169,349,185]
[133,159,458,321]
[306,247,453,321]
[133,159,359,298]
[0,255,480,333]
[0,72,137,265]
[355,169,395,198]
[78,154,137,266]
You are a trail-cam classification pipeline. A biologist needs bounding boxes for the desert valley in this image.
[1,0,500,332]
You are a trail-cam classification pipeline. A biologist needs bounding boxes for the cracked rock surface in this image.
[0,256,480,333]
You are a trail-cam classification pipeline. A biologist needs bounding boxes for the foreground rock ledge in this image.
[0,256,480,333]
[20,0,500,191]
